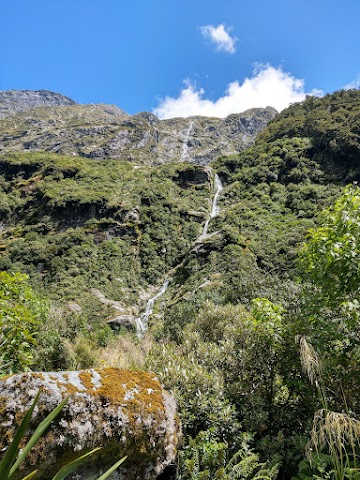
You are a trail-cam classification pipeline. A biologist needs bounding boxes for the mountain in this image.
[1,88,360,480]
[1,89,359,314]
[0,89,277,164]
[0,89,76,118]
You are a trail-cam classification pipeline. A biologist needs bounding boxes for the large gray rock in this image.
[0,369,180,479]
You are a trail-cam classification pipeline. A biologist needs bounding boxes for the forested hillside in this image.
[1,89,360,479]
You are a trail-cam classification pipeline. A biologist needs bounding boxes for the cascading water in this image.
[181,121,194,161]
[135,278,169,336]
[202,173,223,236]
[95,173,221,337]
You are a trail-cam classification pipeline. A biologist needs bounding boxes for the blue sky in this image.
[1,0,360,118]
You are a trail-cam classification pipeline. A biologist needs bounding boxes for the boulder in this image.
[0,368,180,479]
[107,314,137,331]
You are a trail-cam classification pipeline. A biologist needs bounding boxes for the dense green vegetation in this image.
[0,272,48,375]
[1,89,360,479]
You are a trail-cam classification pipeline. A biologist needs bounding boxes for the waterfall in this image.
[202,173,223,236]
[181,121,194,161]
[210,174,223,217]
[136,278,169,336]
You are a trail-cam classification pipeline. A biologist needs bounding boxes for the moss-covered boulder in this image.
[0,368,180,479]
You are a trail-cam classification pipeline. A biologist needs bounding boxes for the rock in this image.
[108,314,137,331]
[0,90,277,165]
[65,301,83,314]
[174,166,209,187]
[0,89,76,118]
[125,208,140,223]
[0,369,180,480]
[90,288,126,313]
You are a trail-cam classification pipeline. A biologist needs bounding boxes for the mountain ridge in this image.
[0,89,76,118]
[0,89,277,164]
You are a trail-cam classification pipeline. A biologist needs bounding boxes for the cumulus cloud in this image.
[153,64,323,119]
[343,75,360,90]
[200,24,237,54]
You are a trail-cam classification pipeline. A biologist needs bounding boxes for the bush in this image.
[0,271,48,376]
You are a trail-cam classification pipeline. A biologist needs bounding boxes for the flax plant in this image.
[297,336,360,480]
[0,391,126,480]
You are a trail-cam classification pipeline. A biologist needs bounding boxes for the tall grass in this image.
[297,336,360,480]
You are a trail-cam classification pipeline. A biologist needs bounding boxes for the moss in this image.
[76,369,167,431]
[78,371,94,391]
[1,369,179,480]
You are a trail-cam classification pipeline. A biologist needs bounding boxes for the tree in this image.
[0,271,48,376]
[299,184,360,310]
[298,184,360,414]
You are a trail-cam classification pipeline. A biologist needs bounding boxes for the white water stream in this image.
[93,173,221,337]
[181,121,194,161]
[202,173,223,236]
[135,278,169,336]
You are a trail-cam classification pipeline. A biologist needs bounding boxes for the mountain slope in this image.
[2,89,360,480]
[1,90,360,317]
[0,90,276,164]
[0,89,76,118]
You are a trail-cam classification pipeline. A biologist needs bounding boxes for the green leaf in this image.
[9,395,69,477]
[20,471,38,480]
[51,447,102,480]
[0,390,41,479]
[95,456,127,480]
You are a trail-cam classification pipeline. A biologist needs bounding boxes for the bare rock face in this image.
[0,89,76,118]
[0,90,277,165]
[0,369,180,480]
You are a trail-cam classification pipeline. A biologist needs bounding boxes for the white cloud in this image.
[200,24,237,54]
[343,75,360,90]
[153,64,323,119]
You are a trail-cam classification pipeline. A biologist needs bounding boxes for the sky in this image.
[1,0,360,119]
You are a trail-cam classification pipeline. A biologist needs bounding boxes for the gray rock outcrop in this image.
[0,369,180,480]
[0,90,277,164]
[0,89,76,118]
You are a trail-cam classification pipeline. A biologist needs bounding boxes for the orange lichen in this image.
[62,382,81,395]
[102,369,165,432]
[97,369,164,407]
[0,368,179,480]
[79,371,95,391]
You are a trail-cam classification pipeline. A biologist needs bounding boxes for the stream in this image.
[181,121,194,161]
[96,172,222,337]
[135,278,169,336]
[135,172,222,336]
[202,173,223,236]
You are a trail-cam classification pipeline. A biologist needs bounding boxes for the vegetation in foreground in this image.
[0,390,127,480]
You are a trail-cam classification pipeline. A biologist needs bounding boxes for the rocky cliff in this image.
[0,89,76,118]
[0,368,180,480]
[0,90,277,164]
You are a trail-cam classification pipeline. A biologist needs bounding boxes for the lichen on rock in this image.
[0,368,180,480]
